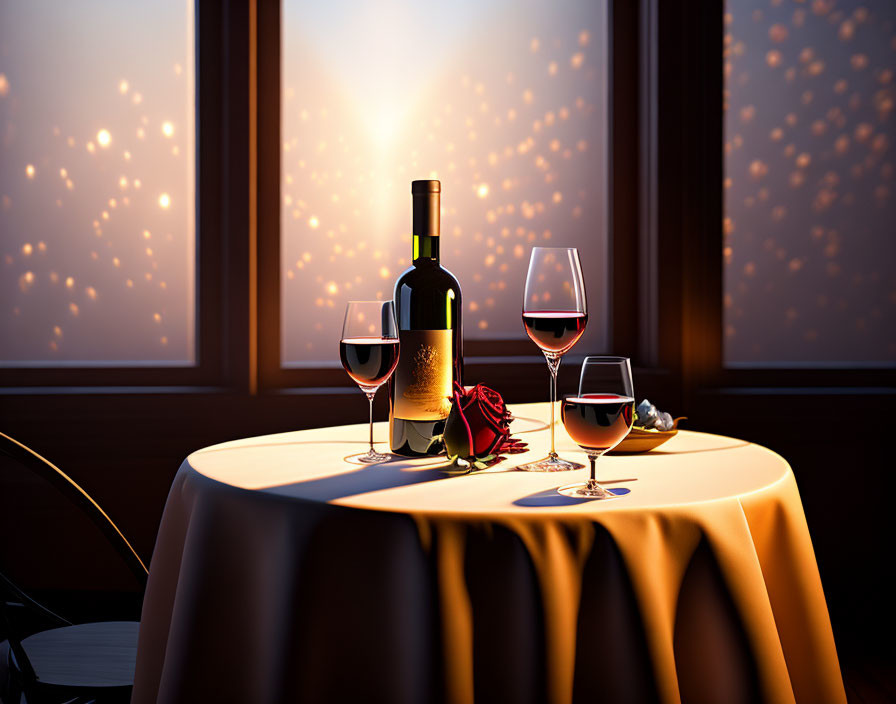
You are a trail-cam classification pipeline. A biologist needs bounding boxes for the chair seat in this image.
[0,638,9,690]
[19,621,139,689]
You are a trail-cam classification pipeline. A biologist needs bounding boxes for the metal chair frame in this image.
[0,432,148,704]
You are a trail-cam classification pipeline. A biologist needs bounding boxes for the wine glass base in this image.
[557,482,625,500]
[515,455,585,472]
[348,450,392,464]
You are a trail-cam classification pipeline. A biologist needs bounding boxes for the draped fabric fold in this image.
[133,406,845,704]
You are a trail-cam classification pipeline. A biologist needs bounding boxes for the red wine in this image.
[522,311,587,354]
[561,394,634,452]
[390,180,463,456]
[340,337,400,388]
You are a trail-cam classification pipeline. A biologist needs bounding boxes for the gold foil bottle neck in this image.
[412,179,440,236]
[411,179,440,194]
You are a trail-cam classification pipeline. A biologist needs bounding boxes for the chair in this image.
[0,432,148,704]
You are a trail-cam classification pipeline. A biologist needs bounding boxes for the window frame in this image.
[257,0,662,401]
[659,0,896,403]
[1,0,678,419]
[0,0,250,392]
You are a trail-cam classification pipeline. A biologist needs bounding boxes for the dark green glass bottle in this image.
[389,180,463,456]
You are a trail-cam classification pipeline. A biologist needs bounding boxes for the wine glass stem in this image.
[547,354,560,458]
[366,391,376,455]
[587,454,598,491]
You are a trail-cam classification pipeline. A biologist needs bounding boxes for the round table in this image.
[132,403,845,704]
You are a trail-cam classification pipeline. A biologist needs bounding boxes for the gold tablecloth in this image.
[133,402,845,703]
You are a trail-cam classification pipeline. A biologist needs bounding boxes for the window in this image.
[724,0,896,366]
[281,0,608,366]
[0,1,195,365]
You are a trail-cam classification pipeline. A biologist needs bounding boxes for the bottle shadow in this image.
[262,456,457,502]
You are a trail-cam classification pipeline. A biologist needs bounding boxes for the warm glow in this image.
[96,129,111,147]
[158,193,171,209]
[477,183,489,198]
[25,164,35,179]
[308,215,319,229]
[162,121,174,137]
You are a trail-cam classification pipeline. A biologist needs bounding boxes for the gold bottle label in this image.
[393,329,453,420]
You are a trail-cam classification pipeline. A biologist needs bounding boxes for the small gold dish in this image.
[610,417,687,454]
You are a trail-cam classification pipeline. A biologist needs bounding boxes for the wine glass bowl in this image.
[517,246,588,472]
[558,356,635,498]
[340,301,399,464]
[561,395,634,454]
[522,311,588,355]
[339,338,399,393]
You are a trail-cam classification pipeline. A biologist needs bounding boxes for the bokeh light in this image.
[725,0,896,363]
[281,0,608,363]
[0,1,195,363]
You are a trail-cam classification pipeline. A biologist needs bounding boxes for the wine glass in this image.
[340,301,400,463]
[518,247,588,471]
[558,356,635,498]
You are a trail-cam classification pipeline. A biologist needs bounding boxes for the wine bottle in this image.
[389,180,463,456]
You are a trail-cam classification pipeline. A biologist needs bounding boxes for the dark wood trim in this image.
[678,0,724,399]
[638,0,659,368]
[607,0,642,363]
[196,0,227,388]
[256,0,283,392]
[721,367,896,389]
[649,0,723,414]
[198,0,254,393]
[247,0,259,394]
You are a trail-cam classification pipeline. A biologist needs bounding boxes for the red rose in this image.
[443,383,527,467]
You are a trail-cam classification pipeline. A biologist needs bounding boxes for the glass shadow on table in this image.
[513,485,632,508]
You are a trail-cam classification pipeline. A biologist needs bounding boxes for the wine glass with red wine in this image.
[340,300,400,463]
[518,246,588,471]
[558,356,635,498]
